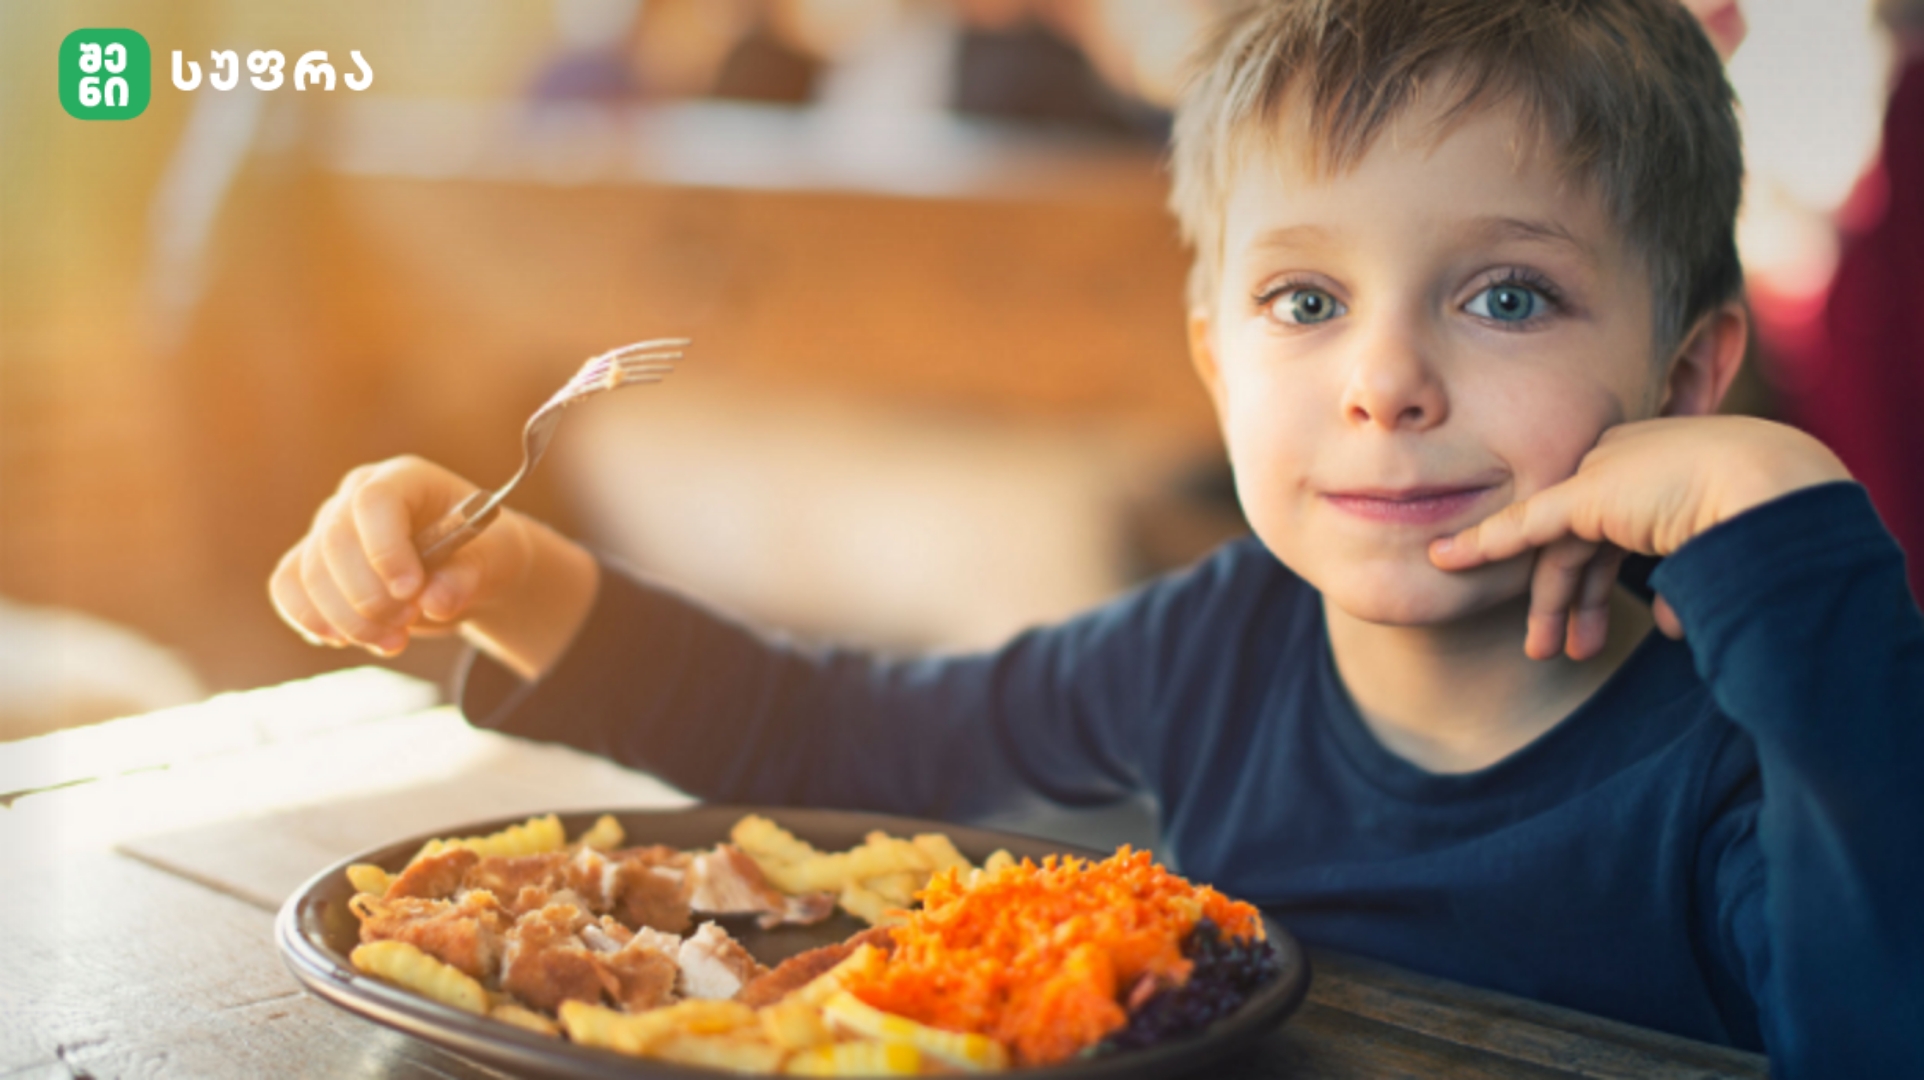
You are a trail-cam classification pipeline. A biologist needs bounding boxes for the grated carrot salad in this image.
[840,847,1263,1066]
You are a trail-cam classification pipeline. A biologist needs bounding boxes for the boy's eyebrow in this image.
[1465,216,1600,266]
[1242,224,1337,255]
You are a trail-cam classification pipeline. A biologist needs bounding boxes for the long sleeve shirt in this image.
[460,481,1924,1077]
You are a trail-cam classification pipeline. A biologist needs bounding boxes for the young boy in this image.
[270,1,1923,1074]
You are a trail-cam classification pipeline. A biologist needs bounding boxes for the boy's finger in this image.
[1524,536,1596,660]
[300,538,408,654]
[1653,595,1685,639]
[270,543,343,647]
[420,555,483,624]
[333,463,377,498]
[321,500,404,622]
[1563,545,1626,661]
[1432,482,1578,571]
[351,477,426,600]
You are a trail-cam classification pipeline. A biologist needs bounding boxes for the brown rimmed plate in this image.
[277,805,1310,1078]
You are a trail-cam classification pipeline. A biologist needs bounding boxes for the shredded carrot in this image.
[840,847,1262,1066]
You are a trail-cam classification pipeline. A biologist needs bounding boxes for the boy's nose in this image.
[1339,333,1449,433]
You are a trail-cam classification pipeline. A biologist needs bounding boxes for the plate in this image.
[277,805,1310,1078]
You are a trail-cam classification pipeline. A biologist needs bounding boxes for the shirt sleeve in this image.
[1653,481,1924,1078]
[456,544,1261,823]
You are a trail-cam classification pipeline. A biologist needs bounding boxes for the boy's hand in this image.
[1429,417,1850,661]
[269,456,535,657]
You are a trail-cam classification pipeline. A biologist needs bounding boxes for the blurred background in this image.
[1,0,1917,740]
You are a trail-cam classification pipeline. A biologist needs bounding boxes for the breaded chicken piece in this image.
[353,890,508,981]
[686,845,784,915]
[592,924,682,1012]
[385,848,479,901]
[500,903,616,1014]
[736,925,898,1007]
[562,846,619,911]
[614,860,693,934]
[687,845,835,929]
[465,852,568,900]
[676,921,766,1000]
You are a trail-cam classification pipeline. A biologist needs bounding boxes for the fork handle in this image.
[412,491,502,569]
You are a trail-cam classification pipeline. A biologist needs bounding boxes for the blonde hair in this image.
[1168,0,1744,348]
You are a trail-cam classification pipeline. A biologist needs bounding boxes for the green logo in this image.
[59,29,150,120]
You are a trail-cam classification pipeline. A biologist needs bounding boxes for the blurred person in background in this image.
[1763,0,1924,604]
[531,0,1187,130]
[1682,0,1748,58]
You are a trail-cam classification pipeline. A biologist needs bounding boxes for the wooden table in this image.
[0,668,1770,1079]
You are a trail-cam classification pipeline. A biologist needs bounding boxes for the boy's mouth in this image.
[1320,484,1498,526]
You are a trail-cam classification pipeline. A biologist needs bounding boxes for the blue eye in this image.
[1271,287,1345,325]
[1467,283,1542,322]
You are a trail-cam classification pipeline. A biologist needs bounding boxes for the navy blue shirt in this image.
[461,481,1924,1078]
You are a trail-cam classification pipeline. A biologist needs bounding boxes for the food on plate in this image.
[343,813,1278,1073]
[728,816,990,926]
[835,847,1264,1066]
[1097,916,1283,1054]
[349,939,489,1014]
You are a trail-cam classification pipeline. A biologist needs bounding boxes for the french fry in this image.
[350,941,488,1015]
[562,1000,765,1059]
[758,996,833,1050]
[652,1032,787,1074]
[491,1002,560,1036]
[821,991,1008,1072]
[667,1000,762,1034]
[412,814,566,863]
[765,838,929,895]
[784,1040,923,1076]
[837,881,901,927]
[861,872,921,909]
[863,833,935,874]
[911,834,971,875]
[560,1000,658,1055]
[963,849,1018,889]
[732,814,822,868]
[345,863,393,896]
[577,813,625,851]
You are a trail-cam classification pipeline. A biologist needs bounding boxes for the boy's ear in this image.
[1657,300,1748,417]
[1188,305,1227,416]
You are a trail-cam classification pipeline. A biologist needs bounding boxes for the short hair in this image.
[1168,0,1744,350]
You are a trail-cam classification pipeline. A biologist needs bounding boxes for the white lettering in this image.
[104,76,128,108]
[79,42,102,73]
[345,50,373,91]
[247,49,284,91]
[103,42,127,74]
[210,50,239,91]
[294,51,335,91]
[171,51,202,90]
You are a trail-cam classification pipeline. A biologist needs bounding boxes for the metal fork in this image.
[411,338,686,567]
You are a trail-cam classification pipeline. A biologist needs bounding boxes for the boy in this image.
[271,1,1923,1074]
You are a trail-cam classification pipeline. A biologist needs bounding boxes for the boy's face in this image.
[1192,97,1666,628]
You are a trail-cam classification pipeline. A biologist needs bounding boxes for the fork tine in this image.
[607,366,673,388]
[560,356,676,392]
[569,352,679,380]
[613,358,676,376]
[597,338,690,362]
[564,359,675,395]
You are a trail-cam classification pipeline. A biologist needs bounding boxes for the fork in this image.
[410,338,686,568]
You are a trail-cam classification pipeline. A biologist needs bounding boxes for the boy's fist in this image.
[269,456,534,657]
[1429,416,1851,661]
